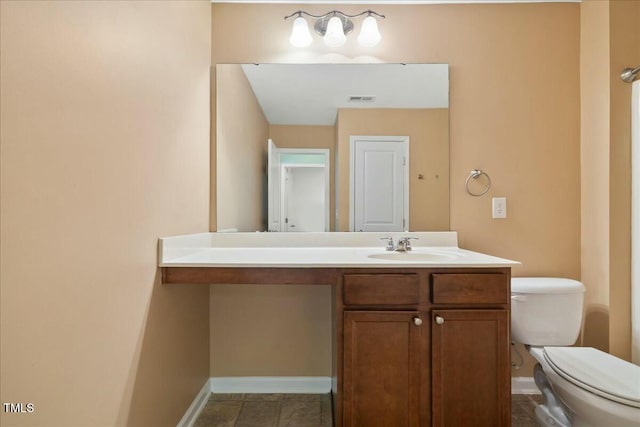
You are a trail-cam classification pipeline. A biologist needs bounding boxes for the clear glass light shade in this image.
[289,16,312,47]
[358,16,381,47]
[323,16,346,47]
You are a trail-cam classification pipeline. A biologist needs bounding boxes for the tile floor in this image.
[194,393,543,426]
[194,393,332,427]
[512,394,544,426]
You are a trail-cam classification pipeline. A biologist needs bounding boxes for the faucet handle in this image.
[399,237,419,242]
[380,237,395,251]
[398,237,419,250]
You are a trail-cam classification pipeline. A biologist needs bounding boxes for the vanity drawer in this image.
[343,274,419,306]
[431,273,508,304]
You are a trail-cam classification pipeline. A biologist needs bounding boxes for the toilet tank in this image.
[511,277,585,346]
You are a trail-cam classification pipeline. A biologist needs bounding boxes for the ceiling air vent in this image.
[348,95,376,103]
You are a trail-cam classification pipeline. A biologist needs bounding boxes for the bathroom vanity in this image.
[160,232,517,427]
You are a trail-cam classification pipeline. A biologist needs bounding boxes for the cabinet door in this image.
[343,311,422,427]
[432,309,510,427]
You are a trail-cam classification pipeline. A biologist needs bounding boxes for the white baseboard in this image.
[210,376,332,394]
[179,376,534,425]
[178,376,331,426]
[512,377,541,395]
[177,378,212,427]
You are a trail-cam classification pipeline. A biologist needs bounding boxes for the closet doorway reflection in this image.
[268,139,330,232]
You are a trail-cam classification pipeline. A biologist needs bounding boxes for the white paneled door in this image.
[351,136,409,232]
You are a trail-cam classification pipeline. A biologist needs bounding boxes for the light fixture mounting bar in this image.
[315,14,353,37]
[284,10,385,21]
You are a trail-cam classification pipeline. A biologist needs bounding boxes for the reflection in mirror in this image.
[268,140,330,232]
[216,63,449,232]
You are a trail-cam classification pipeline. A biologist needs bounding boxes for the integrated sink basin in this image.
[159,232,520,268]
[367,249,461,262]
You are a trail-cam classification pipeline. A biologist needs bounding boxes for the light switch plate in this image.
[492,197,507,219]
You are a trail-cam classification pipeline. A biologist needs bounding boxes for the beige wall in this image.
[608,0,640,361]
[0,2,211,426]
[210,285,331,376]
[580,0,640,360]
[211,2,581,377]
[580,0,611,352]
[336,108,450,232]
[217,64,269,231]
[269,125,336,231]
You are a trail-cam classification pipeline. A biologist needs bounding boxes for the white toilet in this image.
[511,277,640,427]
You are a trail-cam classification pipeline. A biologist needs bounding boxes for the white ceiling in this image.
[240,63,449,126]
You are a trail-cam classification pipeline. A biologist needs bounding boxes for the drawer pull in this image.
[413,317,423,326]
[435,315,445,325]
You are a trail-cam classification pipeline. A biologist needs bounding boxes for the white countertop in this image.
[158,232,519,268]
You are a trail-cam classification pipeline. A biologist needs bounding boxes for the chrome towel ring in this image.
[465,169,491,196]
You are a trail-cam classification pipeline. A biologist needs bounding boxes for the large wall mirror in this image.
[216,63,450,232]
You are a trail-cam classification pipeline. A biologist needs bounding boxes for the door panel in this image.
[352,138,407,232]
[363,151,396,223]
[343,311,422,427]
[431,309,510,427]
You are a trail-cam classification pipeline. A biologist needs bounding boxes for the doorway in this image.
[268,139,330,232]
[282,164,325,232]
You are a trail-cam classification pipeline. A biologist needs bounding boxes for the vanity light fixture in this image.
[285,10,385,48]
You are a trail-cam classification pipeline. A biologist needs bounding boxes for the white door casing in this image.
[267,139,281,232]
[350,136,409,232]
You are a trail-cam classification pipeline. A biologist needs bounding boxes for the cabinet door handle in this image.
[413,317,423,326]
[435,315,445,325]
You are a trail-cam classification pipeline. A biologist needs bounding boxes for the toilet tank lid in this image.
[511,277,585,294]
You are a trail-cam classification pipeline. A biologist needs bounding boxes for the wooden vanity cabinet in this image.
[161,264,511,427]
[338,269,510,427]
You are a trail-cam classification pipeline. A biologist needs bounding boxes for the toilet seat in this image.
[543,347,640,409]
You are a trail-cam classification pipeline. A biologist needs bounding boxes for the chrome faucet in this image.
[380,236,419,252]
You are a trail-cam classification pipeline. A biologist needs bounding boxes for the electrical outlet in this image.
[492,197,507,219]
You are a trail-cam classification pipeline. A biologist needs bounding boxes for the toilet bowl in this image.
[511,277,640,427]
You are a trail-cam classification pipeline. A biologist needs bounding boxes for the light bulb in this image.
[323,16,346,47]
[289,16,312,47]
[358,15,381,47]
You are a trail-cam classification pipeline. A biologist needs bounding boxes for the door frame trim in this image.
[349,135,410,232]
